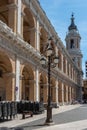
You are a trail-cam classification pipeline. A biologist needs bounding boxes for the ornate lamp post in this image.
[40,38,59,125]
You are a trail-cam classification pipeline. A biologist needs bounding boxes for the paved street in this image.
[15,104,87,130]
[1,104,87,130]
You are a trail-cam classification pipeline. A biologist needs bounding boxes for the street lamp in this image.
[40,38,59,125]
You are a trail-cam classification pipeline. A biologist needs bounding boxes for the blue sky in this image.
[39,0,87,78]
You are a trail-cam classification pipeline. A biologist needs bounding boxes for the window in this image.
[72,57,75,62]
[70,39,74,48]
[0,70,2,77]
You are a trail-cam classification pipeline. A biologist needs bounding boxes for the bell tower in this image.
[65,14,83,70]
[65,14,83,102]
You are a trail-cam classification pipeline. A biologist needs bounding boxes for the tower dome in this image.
[68,13,77,31]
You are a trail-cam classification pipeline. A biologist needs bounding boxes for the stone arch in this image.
[23,7,35,48]
[21,64,34,100]
[0,51,13,101]
[58,50,62,70]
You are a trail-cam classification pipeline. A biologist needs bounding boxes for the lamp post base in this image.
[45,121,54,126]
[45,118,54,126]
[44,105,54,125]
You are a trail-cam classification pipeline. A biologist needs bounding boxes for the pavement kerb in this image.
[0,104,82,128]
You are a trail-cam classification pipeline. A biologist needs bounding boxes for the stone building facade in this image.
[83,61,87,101]
[0,0,83,105]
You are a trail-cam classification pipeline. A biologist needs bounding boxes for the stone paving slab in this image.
[35,119,87,130]
[0,104,81,128]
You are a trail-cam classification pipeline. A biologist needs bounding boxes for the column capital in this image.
[7,3,18,9]
[3,72,15,78]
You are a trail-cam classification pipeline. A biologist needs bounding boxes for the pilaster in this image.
[69,87,72,103]
[55,80,58,106]
[66,85,68,104]
[17,0,22,35]
[61,54,63,72]
[36,18,40,51]
[61,82,64,105]
[66,59,68,75]
[8,1,17,32]
[35,67,40,101]
[15,57,20,101]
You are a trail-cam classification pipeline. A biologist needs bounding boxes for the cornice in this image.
[7,3,18,9]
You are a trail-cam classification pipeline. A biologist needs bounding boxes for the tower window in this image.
[70,39,74,48]
[0,70,3,77]
[72,57,75,62]
[77,39,79,48]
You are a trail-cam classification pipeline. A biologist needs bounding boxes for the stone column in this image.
[61,54,63,72]
[36,18,40,51]
[70,65,72,79]
[56,47,58,68]
[69,64,70,77]
[17,0,22,34]
[73,70,75,82]
[66,85,68,104]
[64,85,66,103]
[8,1,17,32]
[69,87,72,103]
[56,47,58,55]
[15,57,20,101]
[35,67,40,101]
[74,71,76,82]
[66,59,68,75]
[71,66,73,80]
[61,82,64,105]
[55,80,59,106]
[67,62,69,76]
[69,65,70,78]
[21,11,25,38]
